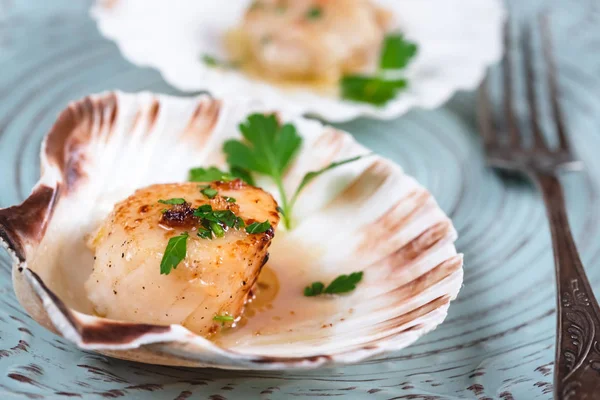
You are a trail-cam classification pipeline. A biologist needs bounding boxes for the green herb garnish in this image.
[160,232,189,275]
[235,216,246,229]
[213,314,235,323]
[200,186,218,199]
[210,221,225,237]
[303,282,325,297]
[306,6,322,20]
[202,54,220,67]
[230,166,256,186]
[303,271,363,296]
[189,166,254,186]
[193,205,244,239]
[224,196,236,203]
[189,167,234,182]
[341,75,407,106]
[223,113,367,229]
[380,34,418,70]
[158,198,186,205]
[194,204,213,216]
[246,220,271,234]
[341,34,417,105]
[224,113,301,228]
[211,210,238,227]
[290,155,370,209]
[197,227,212,239]
[201,54,237,69]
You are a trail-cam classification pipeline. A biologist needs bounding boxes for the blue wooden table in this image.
[1,0,600,398]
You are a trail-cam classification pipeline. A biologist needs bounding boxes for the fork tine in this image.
[477,77,497,150]
[502,23,520,148]
[540,15,569,151]
[523,23,547,150]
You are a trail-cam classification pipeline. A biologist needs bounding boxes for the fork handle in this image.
[533,172,600,399]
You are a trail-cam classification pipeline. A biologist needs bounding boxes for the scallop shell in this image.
[91,0,505,122]
[0,92,463,369]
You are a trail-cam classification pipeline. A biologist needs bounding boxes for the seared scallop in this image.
[239,0,391,81]
[85,180,279,336]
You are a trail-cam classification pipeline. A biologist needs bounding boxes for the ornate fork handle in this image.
[533,172,600,400]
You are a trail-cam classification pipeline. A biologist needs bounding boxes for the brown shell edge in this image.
[0,92,122,261]
[23,269,172,346]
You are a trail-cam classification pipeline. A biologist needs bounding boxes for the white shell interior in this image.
[91,0,505,122]
[15,92,462,368]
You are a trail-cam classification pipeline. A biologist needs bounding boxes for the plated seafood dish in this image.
[0,92,463,369]
[93,0,505,120]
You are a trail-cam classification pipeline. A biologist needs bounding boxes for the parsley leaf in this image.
[213,315,235,322]
[380,34,418,70]
[200,186,218,199]
[246,220,271,234]
[213,314,234,325]
[212,210,238,227]
[224,196,236,203]
[210,221,225,237]
[197,227,212,239]
[235,216,246,229]
[230,166,255,186]
[222,114,366,229]
[188,165,255,186]
[202,54,219,67]
[290,155,370,208]
[189,167,233,182]
[223,113,302,228]
[325,272,363,294]
[160,232,189,275]
[201,54,238,69]
[158,198,186,205]
[341,75,407,106]
[340,34,417,105]
[303,282,325,297]
[303,271,363,296]
[306,6,322,20]
[226,114,301,175]
[194,205,244,239]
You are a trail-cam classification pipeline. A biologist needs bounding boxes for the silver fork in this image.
[478,17,600,400]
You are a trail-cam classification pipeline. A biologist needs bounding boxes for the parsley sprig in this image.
[304,271,363,296]
[223,113,367,229]
[341,34,418,106]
